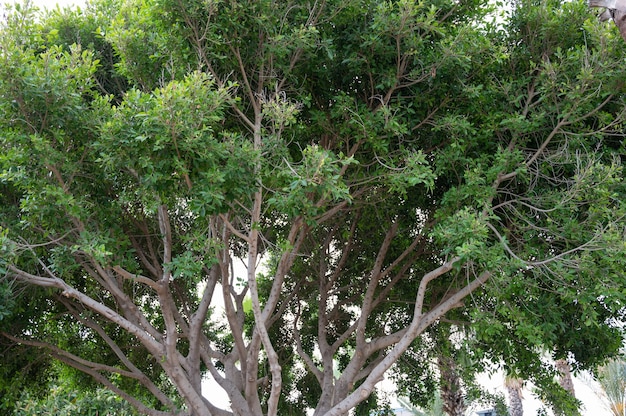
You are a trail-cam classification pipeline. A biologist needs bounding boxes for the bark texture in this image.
[505,377,524,416]
[555,359,576,396]
[438,356,465,416]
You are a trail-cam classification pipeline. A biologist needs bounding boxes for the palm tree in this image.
[438,356,465,416]
[555,359,576,397]
[504,376,524,416]
[597,358,626,416]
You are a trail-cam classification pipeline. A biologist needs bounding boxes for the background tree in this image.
[598,357,626,416]
[397,395,445,416]
[13,383,140,416]
[505,376,524,416]
[1,1,626,416]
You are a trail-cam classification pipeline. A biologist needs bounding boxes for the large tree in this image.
[1,0,626,415]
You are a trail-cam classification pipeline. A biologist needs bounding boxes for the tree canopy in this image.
[1,0,626,415]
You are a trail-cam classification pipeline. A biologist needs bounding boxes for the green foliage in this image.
[267,144,355,222]
[397,394,445,416]
[94,70,255,214]
[1,0,626,414]
[14,383,140,416]
[533,379,582,416]
[0,282,14,321]
[598,357,626,416]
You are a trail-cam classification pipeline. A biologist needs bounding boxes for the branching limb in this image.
[356,223,398,346]
[8,265,163,354]
[157,204,172,268]
[113,265,159,291]
[325,269,489,416]
[82,261,162,342]
[486,221,605,267]
[57,298,175,409]
[1,333,174,416]
[293,302,323,384]
[219,213,250,242]
[246,188,283,416]
[187,264,220,392]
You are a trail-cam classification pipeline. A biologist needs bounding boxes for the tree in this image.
[13,383,140,416]
[590,0,626,42]
[505,376,524,416]
[598,357,626,416]
[397,395,445,416]
[1,0,626,415]
[438,356,465,416]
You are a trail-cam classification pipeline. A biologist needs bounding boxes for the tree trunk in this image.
[555,359,575,396]
[505,376,524,416]
[438,356,465,416]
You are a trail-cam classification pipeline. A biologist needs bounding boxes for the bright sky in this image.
[37,0,79,7]
[8,0,86,10]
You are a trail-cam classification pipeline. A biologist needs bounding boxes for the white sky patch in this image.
[22,0,85,9]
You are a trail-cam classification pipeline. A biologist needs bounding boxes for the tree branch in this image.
[113,265,159,291]
[325,269,489,416]
[1,332,175,415]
